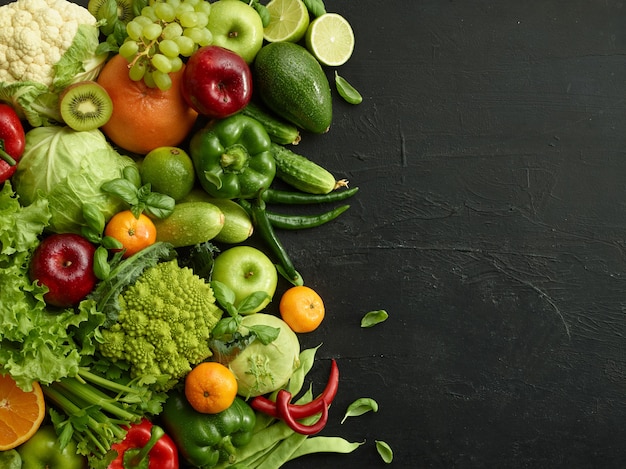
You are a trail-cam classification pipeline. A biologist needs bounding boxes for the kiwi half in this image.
[87,0,133,24]
[59,81,113,132]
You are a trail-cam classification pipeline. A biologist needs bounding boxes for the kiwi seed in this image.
[59,81,113,132]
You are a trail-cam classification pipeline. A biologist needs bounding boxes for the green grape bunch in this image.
[119,0,213,91]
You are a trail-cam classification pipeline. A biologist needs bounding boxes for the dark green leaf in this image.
[143,192,175,219]
[248,324,280,345]
[360,310,388,328]
[102,235,123,250]
[101,178,139,205]
[335,72,363,105]
[212,317,239,339]
[93,246,111,280]
[375,440,393,463]
[211,280,237,309]
[254,3,271,27]
[82,203,106,233]
[238,291,270,315]
[81,226,102,244]
[341,397,379,423]
[123,165,142,188]
[302,0,326,17]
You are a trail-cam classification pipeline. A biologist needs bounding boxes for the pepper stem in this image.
[124,425,166,468]
[0,146,16,166]
[221,144,249,172]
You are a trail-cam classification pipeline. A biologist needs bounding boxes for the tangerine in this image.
[185,362,238,414]
[97,54,198,155]
[0,374,45,451]
[279,285,325,333]
[104,210,157,258]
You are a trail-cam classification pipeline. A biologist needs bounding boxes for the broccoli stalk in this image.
[42,367,167,464]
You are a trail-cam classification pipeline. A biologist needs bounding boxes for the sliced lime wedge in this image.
[263,0,310,43]
[305,12,355,67]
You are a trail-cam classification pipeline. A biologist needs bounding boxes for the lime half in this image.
[263,0,310,43]
[305,13,355,66]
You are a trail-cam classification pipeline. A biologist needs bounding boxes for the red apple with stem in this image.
[181,45,253,118]
[29,233,98,308]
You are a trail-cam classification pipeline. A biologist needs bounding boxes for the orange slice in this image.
[0,374,45,450]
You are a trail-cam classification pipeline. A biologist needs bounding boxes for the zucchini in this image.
[270,143,347,194]
[241,102,301,145]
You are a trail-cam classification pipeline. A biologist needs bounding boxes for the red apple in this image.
[29,233,98,308]
[182,45,253,118]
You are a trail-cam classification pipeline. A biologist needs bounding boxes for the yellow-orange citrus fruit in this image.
[185,362,238,414]
[97,54,198,155]
[279,285,325,333]
[104,210,157,258]
[0,374,45,450]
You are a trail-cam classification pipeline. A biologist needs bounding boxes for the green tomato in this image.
[17,426,86,469]
[211,246,278,314]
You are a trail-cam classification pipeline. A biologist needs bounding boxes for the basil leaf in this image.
[101,178,139,205]
[303,0,326,17]
[341,397,379,423]
[238,291,271,315]
[211,280,237,309]
[93,246,111,280]
[143,192,175,219]
[335,72,363,105]
[123,165,142,188]
[82,203,105,233]
[375,440,394,463]
[361,310,388,328]
[102,235,123,250]
[248,324,280,345]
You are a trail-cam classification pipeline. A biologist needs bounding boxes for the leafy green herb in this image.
[361,309,389,327]
[211,280,279,345]
[341,397,379,423]
[376,440,394,463]
[101,166,175,219]
[239,0,270,26]
[335,72,363,105]
[303,0,326,17]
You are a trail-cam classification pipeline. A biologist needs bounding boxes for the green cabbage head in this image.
[12,126,136,234]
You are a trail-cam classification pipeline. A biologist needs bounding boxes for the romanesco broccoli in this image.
[98,259,223,391]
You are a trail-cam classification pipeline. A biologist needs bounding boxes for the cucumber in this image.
[241,102,301,145]
[253,42,332,134]
[270,143,347,194]
[181,189,254,244]
[154,201,225,247]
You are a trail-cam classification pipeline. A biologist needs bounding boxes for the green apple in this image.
[211,245,278,313]
[206,0,264,63]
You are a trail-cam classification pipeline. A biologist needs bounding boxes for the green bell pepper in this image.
[160,391,256,468]
[17,426,86,469]
[190,114,276,199]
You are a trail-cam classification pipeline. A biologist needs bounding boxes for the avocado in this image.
[253,42,332,134]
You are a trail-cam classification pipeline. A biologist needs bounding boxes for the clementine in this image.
[185,362,238,414]
[0,374,45,451]
[97,54,198,155]
[104,210,157,258]
[279,285,325,333]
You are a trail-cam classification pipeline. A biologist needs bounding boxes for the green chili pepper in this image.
[246,198,304,286]
[160,392,256,469]
[262,186,359,205]
[190,114,276,199]
[239,199,350,230]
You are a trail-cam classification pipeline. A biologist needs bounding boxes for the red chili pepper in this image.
[277,389,329,435]
[108,419,178,469]
[250,359,339,434]
[0,103,26,184]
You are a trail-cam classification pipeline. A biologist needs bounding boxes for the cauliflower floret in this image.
[98,260,223,391]
[0,0,103,86]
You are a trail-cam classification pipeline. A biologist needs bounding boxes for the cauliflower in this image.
[98,260,224,391]
[0,0,108,126]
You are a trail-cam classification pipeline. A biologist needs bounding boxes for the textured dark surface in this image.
[55,0,626,467]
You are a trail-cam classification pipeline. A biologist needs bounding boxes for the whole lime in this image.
[140,146,195,201]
